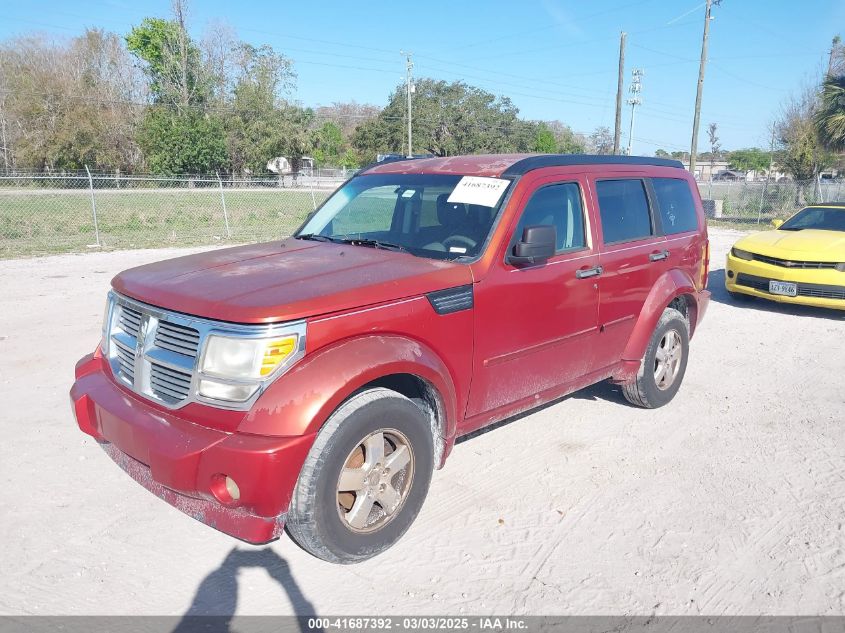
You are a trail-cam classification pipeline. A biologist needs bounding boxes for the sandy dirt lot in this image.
[0,227,843,616]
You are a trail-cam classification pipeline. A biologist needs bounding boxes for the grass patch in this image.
[0,188,328,258]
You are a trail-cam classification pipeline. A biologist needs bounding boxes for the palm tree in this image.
[815,74,845,152]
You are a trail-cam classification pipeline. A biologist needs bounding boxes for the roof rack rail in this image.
[359,154,434,174]
[501,154,684,176]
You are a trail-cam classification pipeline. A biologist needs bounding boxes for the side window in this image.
[652,178,698,234]
[595,179,653,244]
[512,183,586,254]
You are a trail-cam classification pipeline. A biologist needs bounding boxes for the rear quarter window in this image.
[652,178,699,234]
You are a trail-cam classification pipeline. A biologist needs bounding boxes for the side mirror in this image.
[507,225,556,266]
[771,219,784,229]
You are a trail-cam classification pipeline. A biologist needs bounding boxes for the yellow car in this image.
[725,203,845,310]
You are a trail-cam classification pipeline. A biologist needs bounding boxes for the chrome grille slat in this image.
[114,344,135,382]
[155,321,200,358]
[150,373,189,392]
[150,362,192,402]
[118,306,142,337]
[151,363,192,383]
[150,378,190,400]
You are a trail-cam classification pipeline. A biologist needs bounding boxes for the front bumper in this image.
[725,253,845,311]
[70,352,315,544]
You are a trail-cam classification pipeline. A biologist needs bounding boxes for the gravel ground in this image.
[0,227,843,616]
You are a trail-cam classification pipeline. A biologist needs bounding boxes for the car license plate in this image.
[769,280,797,297]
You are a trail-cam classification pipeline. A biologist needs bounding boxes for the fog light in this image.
[211,474,241,505]
[198,379,258,402]
[727,270,734,278]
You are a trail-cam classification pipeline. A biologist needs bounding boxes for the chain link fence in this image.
[2,168,845,258]
[0,170,350,258]
[701,179,845,224]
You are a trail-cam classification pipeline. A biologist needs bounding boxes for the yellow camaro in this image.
[725,203,845,310]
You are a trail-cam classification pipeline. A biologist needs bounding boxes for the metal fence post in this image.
[85,165,101,247]
[309,174,317,210]
[217,171,231,238]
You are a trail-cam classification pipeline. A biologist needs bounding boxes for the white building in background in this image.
[681,159,790,183]
[266,156,315,175]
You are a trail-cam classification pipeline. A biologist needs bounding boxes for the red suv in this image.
[71,154,710,563]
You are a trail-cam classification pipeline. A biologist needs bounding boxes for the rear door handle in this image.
[649,250,670,262]
[576,265,603,279]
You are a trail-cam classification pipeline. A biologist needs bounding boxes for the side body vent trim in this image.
[427,285,474,315]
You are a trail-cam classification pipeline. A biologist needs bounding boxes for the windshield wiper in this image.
[296,233,344,243]
[339,238,409,253]
[297,233,408,253]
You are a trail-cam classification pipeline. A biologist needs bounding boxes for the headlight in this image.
[197,328,304,404]
[731,247,754,261]
[200,333,300,380]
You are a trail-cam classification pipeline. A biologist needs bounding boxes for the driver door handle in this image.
[576,265,603,279]
[649,249,670,262]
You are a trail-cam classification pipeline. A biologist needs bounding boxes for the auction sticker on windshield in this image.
[447,176,510,207]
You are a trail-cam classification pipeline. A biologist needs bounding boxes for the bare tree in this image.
[315,102,381,137]
[0,30,145,171]
[776,85,833,204]
[707,121,721,196]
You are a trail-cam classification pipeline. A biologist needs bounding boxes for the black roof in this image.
[501,154,684,176]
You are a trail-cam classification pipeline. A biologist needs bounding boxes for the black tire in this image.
[622,307,690,409]
[285,387,434,564]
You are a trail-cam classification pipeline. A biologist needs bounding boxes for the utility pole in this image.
[689,0,717,176]
[613,31,627,155]
[626,69,643,156]
[828,35,842,76]
[400,51,414,158]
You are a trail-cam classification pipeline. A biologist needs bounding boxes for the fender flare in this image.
[620,268,699,364]
[239,334,459,452]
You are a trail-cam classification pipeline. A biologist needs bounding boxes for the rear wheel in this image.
[285,388,434,564]
[622,307,690,409]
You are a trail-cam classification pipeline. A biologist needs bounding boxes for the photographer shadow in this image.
[173,547,318,633]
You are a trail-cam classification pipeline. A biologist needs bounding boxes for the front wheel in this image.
[285,388,434,564]
[622,307,690,409]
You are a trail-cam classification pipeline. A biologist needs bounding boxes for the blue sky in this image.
[1,0,842,154]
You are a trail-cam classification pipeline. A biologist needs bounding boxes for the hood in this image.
[737,229,845,261]
[112,240,472,323]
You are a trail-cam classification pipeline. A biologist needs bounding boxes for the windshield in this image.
[296,173,512,260]
[779,206,845,232]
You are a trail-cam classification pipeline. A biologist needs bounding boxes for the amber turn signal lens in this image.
[259,336,298,376]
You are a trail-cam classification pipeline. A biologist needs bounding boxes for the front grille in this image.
[107,297,199,407]
[736,273,845,300]
[750,253,839,269]
[154,321,200,357]
[104,292,305,410]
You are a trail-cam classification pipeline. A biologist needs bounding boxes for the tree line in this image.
[0,5,608,176]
